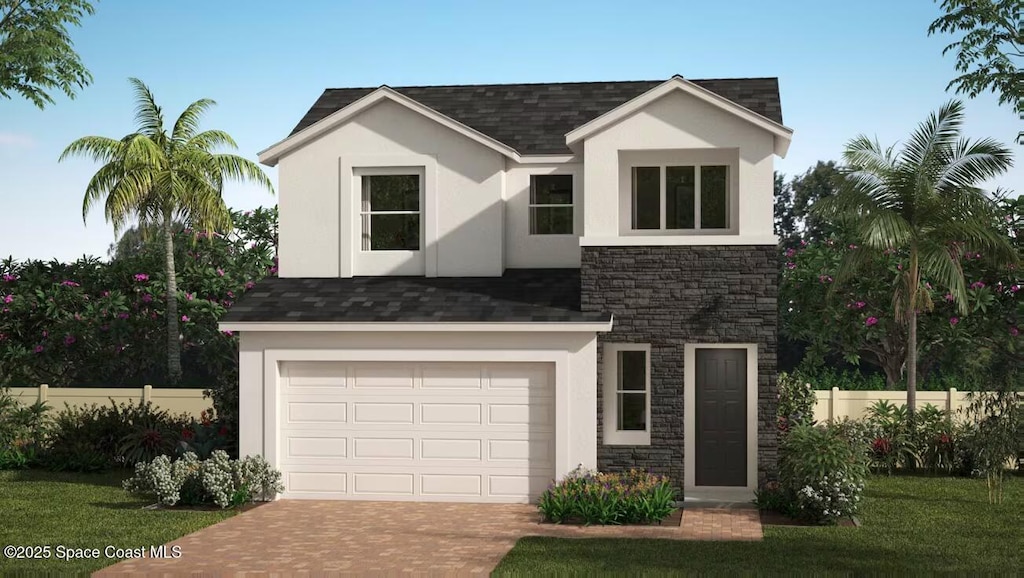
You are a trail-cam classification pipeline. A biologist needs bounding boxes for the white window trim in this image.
[630,164,731,234]
[357,169,423,253]
[603,343,652,445]
[528,173,576,236]
[683,343,758,498]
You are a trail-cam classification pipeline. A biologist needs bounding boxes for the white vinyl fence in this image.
[812,388,973,423]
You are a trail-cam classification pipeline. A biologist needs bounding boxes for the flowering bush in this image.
[795,472,864,522]
[537,465,676,525]
[123,450,283,508]
[778,372,816,433]
[778,423,868,524]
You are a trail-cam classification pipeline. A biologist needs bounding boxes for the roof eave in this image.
[258,86,522,167]
[218,320,614,333]
[564,76,793,153]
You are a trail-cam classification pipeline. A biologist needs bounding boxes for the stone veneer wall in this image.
[580,245,779,492]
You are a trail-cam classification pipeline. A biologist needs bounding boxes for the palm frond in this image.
[172,98,216,143]
[918,242,969,315]
[59,135,124,164]
[128,78,166,140]
[934,137,1014,193]
[185,129,238,151]
[902,100,965,168]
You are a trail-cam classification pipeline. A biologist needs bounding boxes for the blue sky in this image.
[1,0,1020,261]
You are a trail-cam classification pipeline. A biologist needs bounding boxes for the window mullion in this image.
[694,164,702,231]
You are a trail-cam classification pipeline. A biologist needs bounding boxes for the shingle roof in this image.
[289,78,783,155]
[220,269,610,324]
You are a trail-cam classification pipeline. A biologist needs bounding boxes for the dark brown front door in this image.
[695,348,747,487]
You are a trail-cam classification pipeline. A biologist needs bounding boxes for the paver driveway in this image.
[96,500,761,576]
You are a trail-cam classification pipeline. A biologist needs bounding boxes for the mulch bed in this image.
[145,501,266,513]
[540,508,683,527]
[759,509,858,527]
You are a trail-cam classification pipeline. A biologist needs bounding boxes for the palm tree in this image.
[816,100,1017,420]
[60,78,273,383]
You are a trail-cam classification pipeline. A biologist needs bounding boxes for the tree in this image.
[815,101,1018,419]
[0,0,95,108]
[791,161,842,243]
[929,0,1024,143]
[59,78,274,383]
[774,171,799,247]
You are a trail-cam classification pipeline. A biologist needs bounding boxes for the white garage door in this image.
[278,361,555,503]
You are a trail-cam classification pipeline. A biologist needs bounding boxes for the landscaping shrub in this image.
[778,422,868,524]
[0,387,49,469]
[123,451,283,508]
[538,466,676,525]
[862,400,920,474]
[41,400,190,471]
[177,409,233,459]
[778,371,816,433]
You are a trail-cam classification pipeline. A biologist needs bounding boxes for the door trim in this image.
[683,343,758,496]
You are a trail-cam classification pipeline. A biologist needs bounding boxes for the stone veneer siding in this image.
[580,245,779,493]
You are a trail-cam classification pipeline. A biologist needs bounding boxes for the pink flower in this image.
[269,266,279,275]
[222,330,233,336]
[33,345,44,354]
[186,292,194,301]
[945,293,954,302]
[227,291,234,298]
[73,313,81,321]
[142,293,153,303]
[784,248,796,258]
[133,273,149,282]
[117,312,129,320]
[1011,285,1020,294]
[970,281,985,290]
[244,210,253,217]
[1010,327,1020,337]
[897,264,903,271]
[949,317,960,326]
[865,317,879,327]
[64,335,76,346]
[2,294,12,304]
[60,280,80,287]
[818,275,833,283]
[786,262,796,270]
[245,281,255,290]
[800,240,808,247]
[848,244,858,250]
[2,274,16,282]
[925,282,932,290]
[101,290,110,297]
[216,268,225,277]
[855,301,866,309]
[181,315,190,322]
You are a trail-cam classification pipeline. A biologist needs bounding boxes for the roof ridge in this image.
[322,77,779,91]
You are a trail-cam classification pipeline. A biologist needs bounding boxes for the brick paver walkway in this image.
[96,501,762,576]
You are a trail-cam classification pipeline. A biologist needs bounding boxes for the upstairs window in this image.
[631,165,729,231]
[529,174,574,235]
[360,174,421,251]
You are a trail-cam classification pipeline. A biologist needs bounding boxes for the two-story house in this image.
[220,76,792,503]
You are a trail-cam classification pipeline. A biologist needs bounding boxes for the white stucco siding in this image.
[276,100,506,278]
[582,89,777,242]
[238,331,598,487]
[504,161,583,268]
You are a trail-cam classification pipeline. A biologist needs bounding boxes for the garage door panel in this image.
[280,361,555,503]
[351,402,414,424]
[287,402,347,423]
[351,363,415,389]
[286,361,349,387]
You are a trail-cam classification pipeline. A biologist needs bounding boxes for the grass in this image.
[494,475,1024,575]
[0,469,237,575]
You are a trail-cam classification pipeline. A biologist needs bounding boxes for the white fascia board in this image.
[258,86,522,166]
[580,235,780,246]
[218,320,614,333]
[516,154,580,165]
[564,76,794,157]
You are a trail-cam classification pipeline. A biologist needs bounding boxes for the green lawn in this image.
[0,469,236,575]
[495,475,1024,575]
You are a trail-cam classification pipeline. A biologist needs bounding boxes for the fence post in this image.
[143,384,152,405]
[38,383,48,404]
[948,387,957,414]
[830,387,840,423]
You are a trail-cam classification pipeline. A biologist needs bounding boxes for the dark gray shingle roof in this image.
[221,269,610,324]
[289,78,783,155]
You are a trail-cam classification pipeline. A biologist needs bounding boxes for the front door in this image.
[694,348,747,487]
